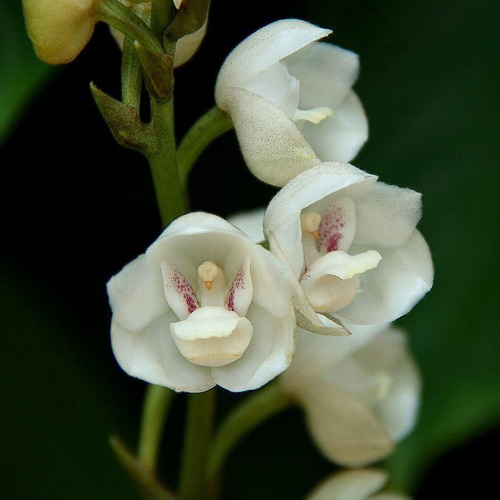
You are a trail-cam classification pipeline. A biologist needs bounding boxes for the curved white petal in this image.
[286,41,360,109]
[211,303,296,392]
[351,182,422,248]
[299,381,395,466]
[174,19,207,68]
[300,90,368,163]
[337,230,434,324]
[107,253,168,332]
[226,256,253,316]
[223,88,320,187]
[111,314,215,393]
[281,326,383,388]
[215,19,331,107]
[242,62,300,118]
[306,469,388,500]
[248,244,294,318]
[155,211,248,242]
[293,285,350,336]
[359,329,421,441]
[227,208,265,243]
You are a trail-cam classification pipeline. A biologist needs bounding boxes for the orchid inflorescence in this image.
[22,1,434,499]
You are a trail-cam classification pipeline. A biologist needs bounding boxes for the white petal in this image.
[223,88,320,187]
[317,197,357,253]
[293,286,350,336]
[351,182,422,248]
[111,314,215,393]
[281,326,383,389]
[358,329,421,441]
[248,244,294,318]
[226,256,253,316]
[299,381,395,466]
[337,230,434,324]
[285,42,360,110]
[242,62,300,118]
[211,303,296,392]
[174,19,207,68]
[300,90,368,163]
[154,211,248,242]
[227,208,265,243]
[107,253,168,332]
[215,19,331,107]
[306,469,388,500]
[160,261,199,320]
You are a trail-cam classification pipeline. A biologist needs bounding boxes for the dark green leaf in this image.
[303,0,500,492]
[0,0,54,144]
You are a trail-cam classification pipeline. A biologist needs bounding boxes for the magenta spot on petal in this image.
[184,293,198,313]
[326,233,342,252]
[318,202,348,254]
[227,266,245,311]
[164,264,199,313]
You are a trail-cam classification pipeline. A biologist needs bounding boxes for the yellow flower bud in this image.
[22,0,97,64]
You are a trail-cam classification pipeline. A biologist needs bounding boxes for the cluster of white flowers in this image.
[105,18,433,474]
[22,3,433,495]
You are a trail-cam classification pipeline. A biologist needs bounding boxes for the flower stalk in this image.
[138,385,175,471]
[95,0,163,55]
[177,106,233,187]
[179,389,216,500]
[207,381,293,481]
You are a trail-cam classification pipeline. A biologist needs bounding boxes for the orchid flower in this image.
[263,162,433,334]
[281,324,421,467]
[107,212,296,393]
[306,469,411,500]
[215,19,368,187]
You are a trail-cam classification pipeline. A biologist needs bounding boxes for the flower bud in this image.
[22,0,97,64]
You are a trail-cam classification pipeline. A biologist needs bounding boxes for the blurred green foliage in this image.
[0,0,53,144]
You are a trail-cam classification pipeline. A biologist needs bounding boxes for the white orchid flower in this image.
[215,19,368,187]
[107,212,296,393]
[263,162,433,334]
[306,469,411,500]
[281,324,421,467]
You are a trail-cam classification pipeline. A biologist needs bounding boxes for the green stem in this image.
[177,106,233,187]
[207,381,293,482]
[121,37,143,110]
[151,0,175,38]
[148,97,187,227]
[96,0,163,54]
[137,385,175,471]
[179,389,216,500]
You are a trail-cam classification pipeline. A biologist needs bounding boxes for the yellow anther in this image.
[301,212,322,239]
[198,261,220,291]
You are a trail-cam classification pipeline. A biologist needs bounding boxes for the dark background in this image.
[1,0,500,498]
